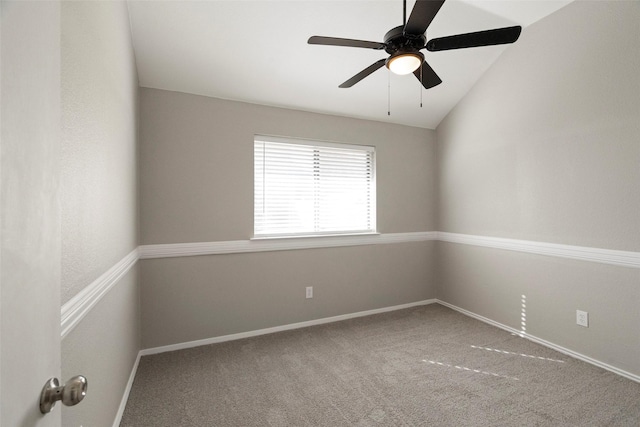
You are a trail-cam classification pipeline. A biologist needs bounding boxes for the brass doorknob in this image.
[39,375,88,414]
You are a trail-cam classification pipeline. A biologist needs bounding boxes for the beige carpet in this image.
[120,304,640,426]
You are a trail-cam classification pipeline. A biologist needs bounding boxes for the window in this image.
[254,135,376,238]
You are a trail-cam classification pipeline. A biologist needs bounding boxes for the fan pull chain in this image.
[420,64,423,108]
[387,68,391,116]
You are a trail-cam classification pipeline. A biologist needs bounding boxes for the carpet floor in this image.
[120,304,640,426]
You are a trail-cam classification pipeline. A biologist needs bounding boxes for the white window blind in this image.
[254,136,376,238]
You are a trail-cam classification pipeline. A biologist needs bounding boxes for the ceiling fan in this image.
[308,0,522,89]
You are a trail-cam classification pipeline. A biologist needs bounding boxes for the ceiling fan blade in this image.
[308,36,385,50]
[404,0,445,36]
[413,60,442,89]
[426,26,522,51]
[339,59,386,88]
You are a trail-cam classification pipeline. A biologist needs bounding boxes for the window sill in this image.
[250,232,380,241]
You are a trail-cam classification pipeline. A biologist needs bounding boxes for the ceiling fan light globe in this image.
[387,53,422,75]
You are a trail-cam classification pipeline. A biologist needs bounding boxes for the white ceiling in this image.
[127,0,571,129]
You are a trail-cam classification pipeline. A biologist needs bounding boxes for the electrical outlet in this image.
[306,286,313,299]
[576,310,589,327]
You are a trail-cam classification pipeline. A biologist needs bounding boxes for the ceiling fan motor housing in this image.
[383,25,426,55]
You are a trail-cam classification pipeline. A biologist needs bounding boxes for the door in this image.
[1,1,62,426]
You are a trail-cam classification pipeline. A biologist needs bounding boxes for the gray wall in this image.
[140,89,437,243]
[436,1,640,376]
[139,88,437,348]
[61,0,139,304]
[60,2,140,426]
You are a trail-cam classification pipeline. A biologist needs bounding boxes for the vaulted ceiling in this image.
[127,0,571,129]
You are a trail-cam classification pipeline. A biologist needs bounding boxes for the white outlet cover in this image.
[576,310,589,327]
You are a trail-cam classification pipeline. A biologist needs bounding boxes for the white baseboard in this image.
[140,299,437,356]
[436,299,640,384]
[112,351,141,427]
